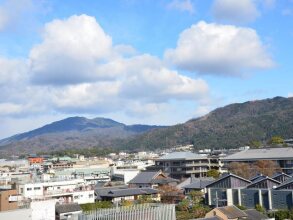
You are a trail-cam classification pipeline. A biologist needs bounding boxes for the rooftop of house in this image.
[128,170,178,184]
[223,147,293,161]
[183,177,215,190]
[55,203,81,214]
[216,205,247,219]
[157,152,205,160]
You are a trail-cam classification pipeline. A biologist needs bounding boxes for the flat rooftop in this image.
[157,152,205,160]
[223,147,293,161]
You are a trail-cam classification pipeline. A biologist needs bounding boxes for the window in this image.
[34,187,41,190]
[74,196,79,199]
[89,194,93,198]
[27,188,32,191]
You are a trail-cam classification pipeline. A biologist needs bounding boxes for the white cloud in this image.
[0,15,211,120]
[164,21,274,76]
[29,14,113,85]
[212,0,259,23]
[167,0,195,13]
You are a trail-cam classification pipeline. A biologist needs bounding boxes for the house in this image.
[128,170,178,188]
[182,177,214,194]
[205,173,251,189]
[198,206,270,220]
[55,203,82,220]
[95,186,160,202]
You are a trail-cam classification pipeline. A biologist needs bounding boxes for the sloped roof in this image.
[250,173,264,182]
[244,209,269,220]
[217,205,247,219]
[272,172,291,179]
[158,152,205,160]
[205,173,251,188]
[183,177,215,190]
[128,171,159,184]
[55,203,81,214]
[275,176,293,189]
[223,147,293,161]
[194,217,222,220]
[246,176,280,188]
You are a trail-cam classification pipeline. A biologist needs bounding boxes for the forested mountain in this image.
[1,96,293,155]
[117,96,293,150]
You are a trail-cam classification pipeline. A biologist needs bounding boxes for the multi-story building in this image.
[148,152,222,179]
[18,178,95,204]
[222,147,293,175]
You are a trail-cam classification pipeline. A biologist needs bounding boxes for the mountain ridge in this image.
[1,96,293,155]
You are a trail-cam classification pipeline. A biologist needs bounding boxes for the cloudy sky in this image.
[0,0,292,138]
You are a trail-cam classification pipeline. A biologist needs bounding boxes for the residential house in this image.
[128,170,178,189]
[55,203,82,220]
[95,186,160,203]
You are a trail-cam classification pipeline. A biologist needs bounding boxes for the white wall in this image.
[72,190,95,204]
[31,200,55,220]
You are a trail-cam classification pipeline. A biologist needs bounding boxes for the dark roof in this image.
[183,178,215,190]
[128,171,159,184]
[217,206,247,218]
[96,187,158,198]
[55,203,81,214]
[250,173,264,182]
[246,176,280,188]
[128,171,178,184]
[205,173,251,188]
[244,209,269,220]
[272,172,291,179]
[275,176,293,190]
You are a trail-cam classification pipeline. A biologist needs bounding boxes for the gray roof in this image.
[217,206,247,218]
[223,147,293,161]
[158,152,205,160]
[272,172,291,179]
[183,177,215,190]
[55,203,81,214]
[244,209,269,220]
[275,176,293,189]
[95,187,158,198]
[128,171,159,184]
[128,171,178,184]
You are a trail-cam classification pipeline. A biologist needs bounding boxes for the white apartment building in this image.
[19,178,95,204]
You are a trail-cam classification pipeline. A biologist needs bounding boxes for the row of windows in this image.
[27,187,42,191]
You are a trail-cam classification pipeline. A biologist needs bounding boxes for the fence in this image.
[78,203,176,220]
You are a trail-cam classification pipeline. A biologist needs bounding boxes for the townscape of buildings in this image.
[1,144,293,219]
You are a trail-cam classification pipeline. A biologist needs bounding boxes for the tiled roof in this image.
[128,171,160,184]
[244,209,269,220]
[183,177,215,190]
[55,203,81,214]
[217,206,247,219]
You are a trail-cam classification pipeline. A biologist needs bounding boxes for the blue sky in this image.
[0,0,292,138]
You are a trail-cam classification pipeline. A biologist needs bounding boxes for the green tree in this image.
[249,140,262,148]
[255,204,265,214]
[207,169,220,178]
[269,136,284,145]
